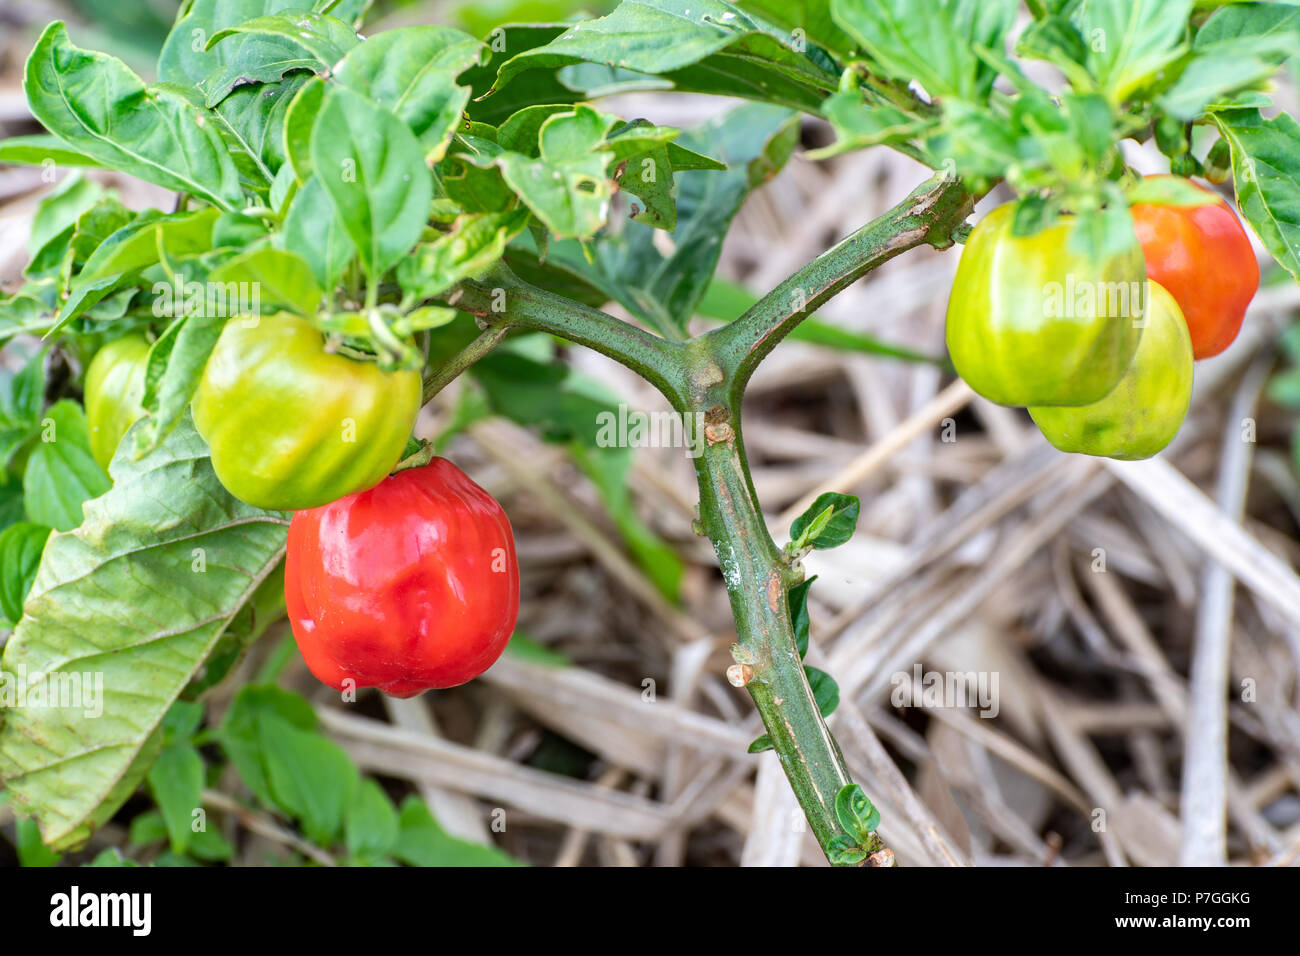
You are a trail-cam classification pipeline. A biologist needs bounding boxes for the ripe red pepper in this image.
[284,457,519,697]
[1131,176,1258,359]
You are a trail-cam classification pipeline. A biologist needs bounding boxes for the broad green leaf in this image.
[1214,108,1300,282]
[206,12,360,68]
[284,76,326,184]
[0,135,104,168]
[460,25,578,125]
[498,107,616,239]
[257,710,358,847]
[146,743,205,855]
[199,36,320,107]
[491,0,838,114]
[394,796,522,866]
[210,73,310,183]
[0,415,289,850]
[830,0,1017,101]
[1075,0,1194,102]
[208,247,322,316]
[0,523,52,626]
[789,491,859,550]
[333,26,483,163]
[1196,2,1300,60]
[734,0,857,58]
[1159,55,1278,119]
[216,684,316,810]
[281,175,356,290]
[159,0,328,86]
[309,86,433,280]
[345,778,400,860]
[22,401,111,533]
[25,23,243,210]
[53,207,222,332]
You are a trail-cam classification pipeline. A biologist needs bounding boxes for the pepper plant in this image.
[2,0,1299,867]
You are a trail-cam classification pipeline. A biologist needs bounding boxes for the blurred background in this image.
[4,0,1300,867]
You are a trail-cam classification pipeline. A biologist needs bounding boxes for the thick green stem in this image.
[428,177,974,865]
[680,349,854,852]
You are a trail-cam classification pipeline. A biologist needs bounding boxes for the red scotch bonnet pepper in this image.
[285,457,519,697]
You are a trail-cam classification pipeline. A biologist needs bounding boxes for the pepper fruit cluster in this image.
[946,177,1258,460]
[83,313,519,697]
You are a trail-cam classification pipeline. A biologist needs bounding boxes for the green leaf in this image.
[199,36,320,107]
[158,0,325,87]
[0,347,48,470]
[0,523,52,626]
[281,175,356,291]
[394,796,522,866]
[25,23,243,210]
[826,833,868,864]
[1196,2,1300,61]
[830,0,1017,101]
[206,11,360,68]
[15,813,62,866]
[208,247,323,316]
[284,76,327,183]
[0,135,104,168]
[548,103,798,336]
[1076,0,1195,102]
[1159,55,1278,120]
[52,207,221,333]
[22,401,111,532]
[733,0,857,58]
[834,782,880,840]
[258,711,358,847]
[309,86,433,280]
[787,574,816,658]
[1213,108,1300,283]
[345,778,400,861]
[805,665,840,718]
[146,743,205,855]
[27,173,104,265]
[811,92,930,160]
[789,491,859,550]
[211,72,309,182]
[396,209,530,301]
[0,416,289,850]
[747,734,774,753]
[497,106,616,240]
[491,0,838,113]
[216,684,316,810]
[333,26,483,163]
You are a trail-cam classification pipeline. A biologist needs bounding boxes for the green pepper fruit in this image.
[946,201,1146,407]
[192,312,422,512]
[84,333,151,471]
[1029,281,1192,461]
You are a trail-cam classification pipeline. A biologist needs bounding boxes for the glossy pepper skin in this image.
[192,312,420,512]
[84,333,151,470]
[1030,281,1193,460]
[946,201,1146,407]
[285,457,519,697]
[1131,176,1258,359]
